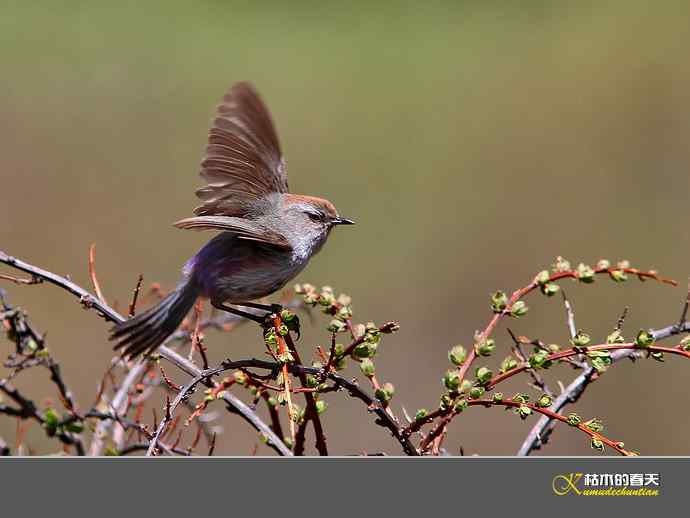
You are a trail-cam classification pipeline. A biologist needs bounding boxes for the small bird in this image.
[110,82,354,358]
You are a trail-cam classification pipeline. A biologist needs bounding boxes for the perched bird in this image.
[110,82,354,358]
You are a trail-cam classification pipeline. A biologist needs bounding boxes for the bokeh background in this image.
[2,1,690,455]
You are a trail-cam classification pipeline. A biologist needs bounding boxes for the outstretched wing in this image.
[174,215,291,250]
[194,82,288,217]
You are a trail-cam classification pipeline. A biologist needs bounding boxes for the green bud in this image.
[475,338,495,357]
[590,438,605,452]
[575,263,595,283]
[336,305,353,321]
[547,343,561,353]
[468,386,485,399]
[500,356,519,374]
[651,351,665,362]
[267,396,278,407]
[375,382,395,402]
[337,293,352,306]
[518,405,532,420]
[334,357,347,371]
[475,366,493,386]
[510,301,528,317]
[352,342,377,360]
[315,400,327,414]
[334,343,345,357]
[535,270,550,285]
[635,329,655,348]
[277,324,289,336]
[567,413,582,426]
[570,331,591,348]
[305,375,319,388]
[536,394,552,408]
[359,358,375,377]
[327,319,347,333]
[440,394,452,410]
[540,283,560,297]
[454,398,468,412]
[276,350,294,364]
[528,349,551,369]
[609,269,628,282]
[596,259,610,270]
[512,393,530,404]
[233,371,248,385]
[681,336,690,352]
[448,345,467,366]
[459,379,473,394]
[553,256,571,273]
[491,291,508,312]
[443,370,461,391]
[415,409,428,421]
[263,328,278,347]
[583,417,604,433]
[43,408,60,429]
[606,329,625,344]
[587,350,612,373]
[492,392,504,402]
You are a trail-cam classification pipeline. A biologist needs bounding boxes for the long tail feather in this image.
[110,280,199,359]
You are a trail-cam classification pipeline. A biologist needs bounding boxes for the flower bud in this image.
[596,259,610,270]
[375,382,395,402]
[584,417,603,432]
[606,329,625,344]
[359,358,375,377]
[492,392,504,402]
[518,405,532,420]
[454,398,468,412]
[415,409,428,421]
[540,283,560,297]
[590,438,605,452]
[459,379,473,394]
[327,319,347,333]
[553,256,571,273]
[443,370,461,391]
[448,345,467,366]
[474,366,493,386]
[468,386,485,399]
[681,336,690,352]
[233,371,248,385]
[609,269,628,282]
[576,263,595,283]
[315,400,327,414]
[570,331,591,348]
[352,342,377,360]
[651,351,665,362]
[500,356,518,373]
[490,291,508,312]
[567,413,582,426]
[528,350,550,369]
[635,329,655,348]
[475,338,495,356]
[537,394,552,407]
[535,270,550,285]
[440,394,452,410]
[510,301,528,317]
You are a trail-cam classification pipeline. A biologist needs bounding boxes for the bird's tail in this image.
[110,279,199,359]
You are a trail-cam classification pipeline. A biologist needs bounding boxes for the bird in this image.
[110,82,354,358]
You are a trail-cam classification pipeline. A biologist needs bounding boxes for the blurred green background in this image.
[2,0,690,455]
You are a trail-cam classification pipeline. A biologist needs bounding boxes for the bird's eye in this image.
[306,211,324,222]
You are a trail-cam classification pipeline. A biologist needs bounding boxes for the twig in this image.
[88,244,107,303]
[0,250,291,456]
[128,274,144,317]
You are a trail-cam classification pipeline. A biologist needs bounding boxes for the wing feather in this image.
[193,82,288,217]
[173,215,291,250]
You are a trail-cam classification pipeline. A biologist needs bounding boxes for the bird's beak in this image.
[332,217,355,226]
